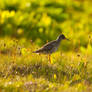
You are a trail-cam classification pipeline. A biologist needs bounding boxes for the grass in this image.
[0,0,92,91]
[0,37,92,92]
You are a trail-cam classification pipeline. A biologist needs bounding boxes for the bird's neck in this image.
[56,38,62,43]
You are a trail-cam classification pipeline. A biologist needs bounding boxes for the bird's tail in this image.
[32,49,42,53]
[32,50,40,53]
[32,51,37,53]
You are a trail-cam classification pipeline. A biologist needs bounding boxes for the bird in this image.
[33,34,69,63]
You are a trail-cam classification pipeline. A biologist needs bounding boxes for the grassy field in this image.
[0,37,92,92]
[0,0,92,92]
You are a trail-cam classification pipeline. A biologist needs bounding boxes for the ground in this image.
[0,38,92,92]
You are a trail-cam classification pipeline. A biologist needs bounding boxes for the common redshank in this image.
[33,34,69,63]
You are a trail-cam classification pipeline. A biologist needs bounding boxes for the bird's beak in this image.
[65,38,70,41]
[67,38,70,41]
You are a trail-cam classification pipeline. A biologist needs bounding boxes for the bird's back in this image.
[33,34,68,54]
[33,40,58,54]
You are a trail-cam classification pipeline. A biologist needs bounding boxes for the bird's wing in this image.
[42,40,56,50]
[33,40,56,53]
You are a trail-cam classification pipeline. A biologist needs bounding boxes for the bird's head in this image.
[57,34,69,41]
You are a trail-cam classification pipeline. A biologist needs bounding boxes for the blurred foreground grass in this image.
[0,38,92,92]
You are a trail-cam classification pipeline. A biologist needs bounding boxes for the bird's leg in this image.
[48,54,51,63]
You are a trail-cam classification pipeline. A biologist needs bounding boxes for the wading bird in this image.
[33,34,69,63]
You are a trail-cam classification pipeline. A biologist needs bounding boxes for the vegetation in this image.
[0,0,92,92]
